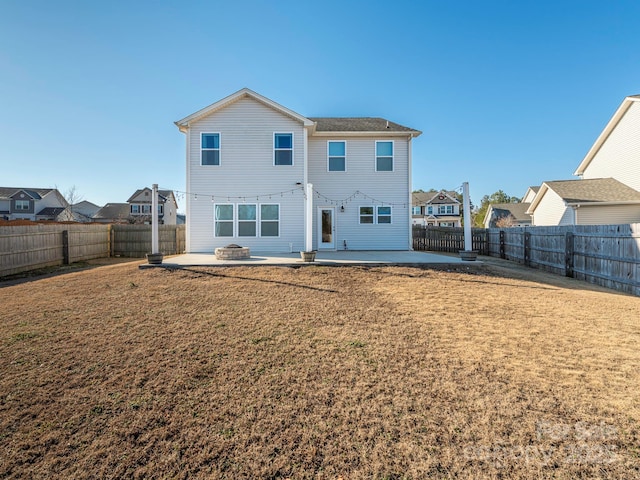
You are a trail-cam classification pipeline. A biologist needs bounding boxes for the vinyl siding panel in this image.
[186,97,305,252]
[582,101,640,191]
[576,204,640,225]
[308,137,410,250]
[531,189,573,226]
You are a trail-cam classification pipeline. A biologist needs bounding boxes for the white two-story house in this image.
[175,88,421,253]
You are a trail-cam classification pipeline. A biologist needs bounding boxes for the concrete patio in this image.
[140,250,481,268]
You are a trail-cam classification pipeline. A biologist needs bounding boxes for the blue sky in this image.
[1,0,639,209]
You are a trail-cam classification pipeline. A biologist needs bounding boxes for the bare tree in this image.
[495,214,517,228]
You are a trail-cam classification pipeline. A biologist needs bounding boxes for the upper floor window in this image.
[438,205,454,214]
[375,141,393,171]
[427,206,433,215]
[202,133,220,166]
[274,133,293,165]
[328,141,346,171]
[15,200,30,210]
[411,206,421,215]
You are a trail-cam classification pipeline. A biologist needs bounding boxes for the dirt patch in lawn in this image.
[1,262,639,478]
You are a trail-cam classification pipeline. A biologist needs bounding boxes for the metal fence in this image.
[0,224,185,277]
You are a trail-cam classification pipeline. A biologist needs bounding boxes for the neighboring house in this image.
[91,189,179,224]
[57,201,102,222]
[175,88,421,253]
[522,186,540,203]
[525,178,640,226]
[0,187,68,221]
[127,188,179,225]
[483,203,532,228]
[412,190,461,227]
[574,95,640,191]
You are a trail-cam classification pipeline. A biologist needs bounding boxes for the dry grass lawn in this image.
[1,259,639,479]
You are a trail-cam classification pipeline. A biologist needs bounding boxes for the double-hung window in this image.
[328,141,346,172]
[141,204,152,214]
[359,206,392,224]
[411,206,421,215]
[238,204,257,237]
[438,205,454,215]
[131,205,140,214]
[274,133,293,165]
[427,206,433,215]
[202,133,220,166]
[214,204,234,237]
[375,141,393,171]
[260,204,279,236]
[15,200,30,210]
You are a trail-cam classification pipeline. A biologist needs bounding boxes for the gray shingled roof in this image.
[93,203,130,219]
[127,188,174,203]
[545,178,640,203]
[309,117,420,133]
[412,191,460,206]
[490,203,532,222]
[0,187,54,200]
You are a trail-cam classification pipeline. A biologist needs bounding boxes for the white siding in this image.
[582,101,640,191]
[308,136,411,250]
[576,204,640,225]
[186,97,305,252]
[531,189,574,226]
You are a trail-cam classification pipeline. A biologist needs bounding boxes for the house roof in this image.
[36,207,66,217]
[574,95,640,176]
[127,188,175,203]
[412,190,460,206]
[174,88,421,137]
[92,203,130,220]
[527,178,640,213]
[309,117,421,137]
[0,187,54,200]
[485,203,532,226]
[175,88,315,132]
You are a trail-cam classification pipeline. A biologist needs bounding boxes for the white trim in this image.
[327,140,347,172]
[312,130,420,138]
[317,206,336,250]
[359,205,375,224]
[237,203,258,238]
[273,132,294,166]
[201,132,221,166]
[377,205,393,225]
[213,203,235,238]
[375,140,394,172]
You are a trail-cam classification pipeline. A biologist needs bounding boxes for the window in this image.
[260,204,279,236]
[375,141,393,171]
[377,206,392,224]
[438,205,454,214]
[359,206,374,224]
[158,205,164,215]
[214,204,233,237]
[131,205,140,214]
[427,206,433,215]
[412,206,421,215]
[238,204,257,237]
[202,133,220,166]
[141,204,152,214]
[15,200,30,210]
[274,133,293,165]
[328,141,346,171]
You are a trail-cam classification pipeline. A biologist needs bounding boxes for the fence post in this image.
[62,230,69,265]
[524,231,531,267]
[499,230,506,259]
[110,225,115,257]
[565,232,574,278]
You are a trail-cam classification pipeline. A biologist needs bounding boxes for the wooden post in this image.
[565,232,575,278]
[499,230,506,259]
[62,230,69,265]
[524,231,531,267]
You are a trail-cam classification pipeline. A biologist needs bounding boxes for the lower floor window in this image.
[377,206,391,224]
[360,206,392,224]
[214,203,279,237]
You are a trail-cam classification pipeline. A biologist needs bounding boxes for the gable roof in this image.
[175,87,315,132]
[574,95,640,176]
[425,190,460,205]
[309,117,421,137]
[0,187,54,200]
[527,178,640,214]
[127,188,175,204]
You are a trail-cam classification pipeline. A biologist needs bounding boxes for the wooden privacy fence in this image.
[412,226,489,254]
[413,224,640,296]
[0,224,186,277]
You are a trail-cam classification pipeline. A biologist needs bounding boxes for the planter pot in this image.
[146,253,164,265]
[459,250,478,261]
[300,251,316,262]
